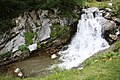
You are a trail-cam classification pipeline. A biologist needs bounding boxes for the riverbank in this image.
[0,42,120,80]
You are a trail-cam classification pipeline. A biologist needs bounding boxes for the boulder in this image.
[14,68,24,78]
[28,43,37,52]
[51,54,57,59]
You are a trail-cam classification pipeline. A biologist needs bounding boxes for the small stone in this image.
[14,68,24,78]
[108,3,112,6]
[109,34,118,40]
[51,54,57,59]
[109,57,112,61]
[105,8,112,12]
[14,68,21,73]
[78,67,83,70]
[18,72,23,77]
[116,29,120,36]
[28,43,37,52]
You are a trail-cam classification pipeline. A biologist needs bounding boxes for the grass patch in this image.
[24,32,36,45]
[85,0,120,18]
[0,50,119,80]
[40,52,120,80]
[50,24,70,38]
[85,1,109,8]
[112,41,120,52]
[18,44,28,52]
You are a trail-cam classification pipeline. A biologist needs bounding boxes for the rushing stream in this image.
[57,7,110,69]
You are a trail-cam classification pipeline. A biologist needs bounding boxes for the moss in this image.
[24,32,36,45]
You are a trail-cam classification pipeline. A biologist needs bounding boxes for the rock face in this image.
[0,7,120,62]
[0,9,77,61]
[82,7,120,45]
[90,8,120,44]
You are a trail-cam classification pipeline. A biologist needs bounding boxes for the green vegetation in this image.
[84,0,120,18]
[18,44,28,52]
[38,51,119,80]
[0,0,83,33]
[0,19,16,34]
[112,41,120,52]
[34,0,83,10]
[0,51,13,60]
[0,0,120,80]
[111,0,120,18]
[0,0,120,33]
[50,24,70,38]
[24,32,36,45]
[0,50,120,80]
[0,42,120,80]
[0,0,84,21]
[85,1,108,8]
[37,42,41,49]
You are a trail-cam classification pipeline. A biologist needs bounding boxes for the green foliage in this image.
[85,0,108,8]
[37,42,41,49]
[50,24,70,38]
[34,0,84,18]
[0,0,30,21]
[0,50,120,80]
[112,41,120,52]
[0,0,83,33]
[35,0,84,9]
[18,44,28,52]
[24,32,36,45]
[85,0,120,18]
[51,66,63,73]
[0,76,21,80]
[0,19,16,34]
[0,0,32,33]
[0,51,13,60]
[111,0,120,18]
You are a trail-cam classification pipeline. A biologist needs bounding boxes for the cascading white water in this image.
[58,7,110,69]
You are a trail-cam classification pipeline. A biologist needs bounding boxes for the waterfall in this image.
[58,7,110,69]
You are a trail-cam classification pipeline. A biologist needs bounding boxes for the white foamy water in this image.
[57,8,109,69]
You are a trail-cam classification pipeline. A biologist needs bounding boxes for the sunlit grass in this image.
[0,51,119,80]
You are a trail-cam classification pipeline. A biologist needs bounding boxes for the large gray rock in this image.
[38,19,51,41]
[0,9,76,55]
[1,33,25,53]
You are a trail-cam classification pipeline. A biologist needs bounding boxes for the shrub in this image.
[18,44,28,52]
[35,0,84,9]
[0,19,16,34]
[37,42,41,49]
[50,24,69,38]
[24,32,36,45]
